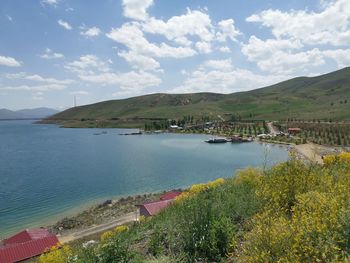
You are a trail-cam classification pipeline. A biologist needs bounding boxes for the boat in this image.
[205,138,228,143]
[119,131,143,135]
[230,136,254,143]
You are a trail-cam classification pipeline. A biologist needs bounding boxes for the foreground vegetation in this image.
[39,153,350,262]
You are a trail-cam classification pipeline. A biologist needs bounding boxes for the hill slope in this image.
[0,107,59,119]
[39,155,350,262]
[47,67,350,125]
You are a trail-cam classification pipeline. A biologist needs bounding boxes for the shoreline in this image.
[47,191,166,236]
[1,127,335,243]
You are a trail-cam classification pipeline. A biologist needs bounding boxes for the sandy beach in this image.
[292,142,343,164]
[293,143,324,164]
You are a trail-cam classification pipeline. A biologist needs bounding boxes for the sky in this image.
[0,0,350,110]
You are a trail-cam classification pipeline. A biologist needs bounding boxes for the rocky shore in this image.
[48,192,164,236]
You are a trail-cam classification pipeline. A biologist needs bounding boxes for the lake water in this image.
[0,120,289,237]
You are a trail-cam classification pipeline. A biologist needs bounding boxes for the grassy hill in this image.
[47,67,350,127]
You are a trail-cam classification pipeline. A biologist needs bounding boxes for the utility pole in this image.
[74,96,76,107]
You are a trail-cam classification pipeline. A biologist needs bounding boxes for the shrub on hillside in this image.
[231,154,350,262]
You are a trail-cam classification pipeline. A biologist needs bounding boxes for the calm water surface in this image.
[0,120,289,237]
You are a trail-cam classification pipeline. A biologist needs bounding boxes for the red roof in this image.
[0,229,59,263]
[288,128,301,131]
[137,199,173,216]
[4,228,51,245]
[160,191,182,201]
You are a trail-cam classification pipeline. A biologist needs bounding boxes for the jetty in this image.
[119,131,143,136]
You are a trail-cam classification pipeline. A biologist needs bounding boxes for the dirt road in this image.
[58,211,138,244]
[267,122,278,134]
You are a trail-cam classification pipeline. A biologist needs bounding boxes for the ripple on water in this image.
[0,121,289,237]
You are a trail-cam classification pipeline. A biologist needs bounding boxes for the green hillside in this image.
[47,67,350,127]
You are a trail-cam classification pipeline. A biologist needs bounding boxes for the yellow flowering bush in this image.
[114,225,128,233]
[175,178,225,203]
[233,168,261,187]
[100,230,114,242]
[38,245,73,263]
[101,225,129,243]
[206,178,225,188]
[189,183,207,193]
[234,153,350,262]
[324,154,339,166]
[290,191,343,261]
[139,215,146,222]
[324,152,350,166]
[339,152,350,162]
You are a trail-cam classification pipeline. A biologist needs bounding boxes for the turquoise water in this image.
[0,120,289,237]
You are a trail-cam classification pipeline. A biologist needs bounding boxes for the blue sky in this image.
[0,0,349,110]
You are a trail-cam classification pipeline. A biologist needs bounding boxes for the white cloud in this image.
[323,49,350,68]
[4,72,73,85]
[70,90,90,96]
[107,23,196,71]
[112,3,245,72]
[65,55,111,74]
[254,48,325,74]
[66,55,161,97]
[122,0,153,21]
[6,15,13,22]
[80,26,101,38]
[32,92,44,100]
[169,63,290,94]
[241,1,350,75]
[241,35,350,74]
[40,48,64,59]
[107,23,196,59]
[41,0,58,6]
[142,9,214,43]
[242,36,303,62]
[0,84,66,91]
[246,0,350,46]
[201,59,233,71]
[195,41,212,54]
[0,55,22,67]
[216,19,241,42]
[218,46,231,53]
[79,71,161,96]
[118,50,161,71]
[24,74,73,85]
[58,19,72,30]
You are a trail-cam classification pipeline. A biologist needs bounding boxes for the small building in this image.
[169,125,183,130]
[0,228,59,263]
[160,191,182,201]
[137,199,173,217]
[288,128,301,134]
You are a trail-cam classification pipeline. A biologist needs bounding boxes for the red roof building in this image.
[137,199,173,217]
[0,228,59,263]
[160,191,182,201]
[288,127,301,133]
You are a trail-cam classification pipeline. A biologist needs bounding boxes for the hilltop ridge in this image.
[46,67,350,127]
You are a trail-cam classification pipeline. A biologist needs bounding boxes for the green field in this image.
[46,67,350,127]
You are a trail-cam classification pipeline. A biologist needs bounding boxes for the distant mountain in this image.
[0,107,59,119]
[46,67,350,126]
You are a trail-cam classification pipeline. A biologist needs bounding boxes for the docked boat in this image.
[230,136,253,143]
[205,138,228,143]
